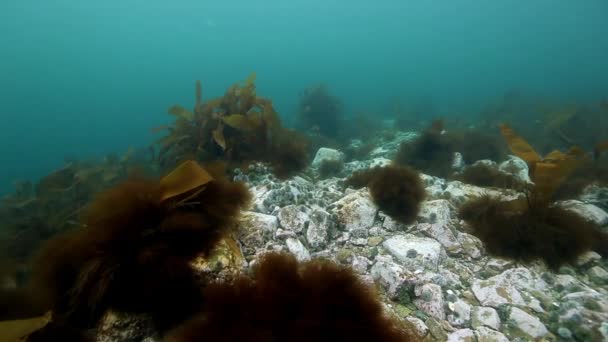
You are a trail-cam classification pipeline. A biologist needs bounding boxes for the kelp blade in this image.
[160,160,214,201]
[0,311,52,342]
[499,124,541,165]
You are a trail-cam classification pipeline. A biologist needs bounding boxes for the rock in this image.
[447,299,471,327]
[311,178,344,207]
[559,200,608,226]
[576,251,602,266]
[263,177,315,209]
[351,255,371,274]
[369,157,392,168]
[237,212,279,256]
[305,208,331,250]
[456,233,482,259]
[471,268,547,312]
[507,307,549,339]
[370,255,410,298]
[413,283,445,320]
[382,214,406,232]
[286,238,310,261]
[96,312,159,342]
[474,326,509,342]
[498,155,532,184]
[312,147,344,167]
[426,317,448,341]
[418,223,462,254]
[383,234,443,270]
[418,199,452,224]
[580,184,608,211]
[471,306,500,330]
[404,316,428,337]
[442,181,503,206]
[447,328,475,342]
[277,205,310,233]
[451,152,465,171]
[588,266,608,284]
[333,190,377,232]
[368,236,383,247]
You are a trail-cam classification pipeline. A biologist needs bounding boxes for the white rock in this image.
[559,200,608,226]
[383,234,443,270]
[442,181,499,206]
[448,299,471,327]
[240,211,278,234]
[351,255,371,274]
[471,306,500,330]
[588,265,608,283]
[456,233,482,259]
[286,238,310,261]
[277,205,310,233]
[418,199,452,224]
[576,251,602,266]
[382,214,406,232]
[369,157,392,168]
[333,190,377,232]
[498,155,532,184]
[418,223,462,254]
[237,211,279,256]
[404,316,428,337]
[370,255,410,298]
[471,268,547,312]
[250,184,272,213]
[414,283,445,320]
[452,152,465,171]
[447,328,475,342]
[312,147,344,167]
[474,326,509,342]
[508,307,549,339]
[305,209,331,250]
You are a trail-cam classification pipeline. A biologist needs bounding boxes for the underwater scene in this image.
[1,0,608,341]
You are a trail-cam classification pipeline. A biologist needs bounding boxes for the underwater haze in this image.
[1,0,607,194]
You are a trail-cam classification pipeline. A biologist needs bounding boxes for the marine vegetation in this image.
[156,74,310,179]
[0,150,152,267]
[455,162,525,190]
[1,161,251,336]
[459,124,608,270]
[295,83,343,138]
[553,140,608,200]
[459,195,606,270]
[317,159,344,179]
[479,93,608,155]
[346,165,425,224]
[167,252,414,342]
[393,120,505,179]
[393,119,455,178]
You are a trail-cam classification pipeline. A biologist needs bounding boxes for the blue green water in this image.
[1,0,607,194]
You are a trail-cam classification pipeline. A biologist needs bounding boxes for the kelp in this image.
[459,125,608,269]
[295,83,343,138]
[156,74,309,179]
[0,150,154,265]
[16,160,250,335]
[0,311,52,342]
[499,124,587,203]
